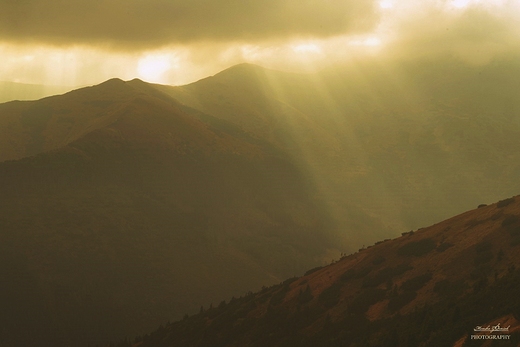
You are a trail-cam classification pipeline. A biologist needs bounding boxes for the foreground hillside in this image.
[132,195,520,347]
[0,78,333,346]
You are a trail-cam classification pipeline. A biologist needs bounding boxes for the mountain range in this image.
[0,77,333,346]
[1,58,520,346]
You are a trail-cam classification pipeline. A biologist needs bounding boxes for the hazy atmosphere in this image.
[2,0,520,86]
[3,1,520,346]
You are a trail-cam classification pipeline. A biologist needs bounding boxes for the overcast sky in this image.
[1,0,519,86]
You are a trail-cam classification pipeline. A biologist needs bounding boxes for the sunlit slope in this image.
[136,196,520,347]
[0,79,334,346]
[155,60,520,249]
[0,79,144,162]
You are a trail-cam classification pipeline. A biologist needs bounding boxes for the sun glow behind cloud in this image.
[451,0,472,8]
[137,54,173,83]
[448,0,512,9]
[379,1,394,9]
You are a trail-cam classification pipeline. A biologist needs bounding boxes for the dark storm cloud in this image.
[0,0,378,48]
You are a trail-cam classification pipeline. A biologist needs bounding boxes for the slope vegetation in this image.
[134,195,520,347]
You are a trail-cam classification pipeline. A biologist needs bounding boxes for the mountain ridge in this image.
[0,76,335,346]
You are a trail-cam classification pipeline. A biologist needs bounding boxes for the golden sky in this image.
[1,0,519,86]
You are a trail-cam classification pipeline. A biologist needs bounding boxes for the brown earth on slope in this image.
[133,195,520,347]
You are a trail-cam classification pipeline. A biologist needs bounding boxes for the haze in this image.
[2,0,520,86]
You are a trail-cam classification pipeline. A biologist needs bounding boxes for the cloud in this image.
[382,1,520,64]
[2,0,520,87]
[0,0,378,49]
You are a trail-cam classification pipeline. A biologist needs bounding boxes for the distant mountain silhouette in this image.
[0,80,74,103]
[133,195,520,347]
[0,78,334,346]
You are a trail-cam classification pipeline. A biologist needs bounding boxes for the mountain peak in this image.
[128,77,146,84]
[99,77,126,86]
[81,77,133,95]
